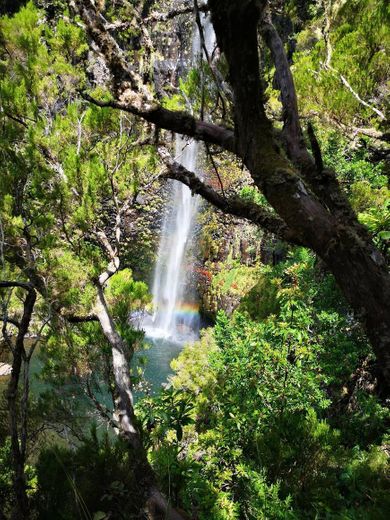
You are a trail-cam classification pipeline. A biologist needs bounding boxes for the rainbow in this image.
[174,303,200,317]
[153,302,199,317]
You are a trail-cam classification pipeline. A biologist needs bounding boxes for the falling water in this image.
[144,14,215,341]
[148,137,200,339]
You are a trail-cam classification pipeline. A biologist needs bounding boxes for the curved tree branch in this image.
[259,7,305,161]
[159,148,303,245]
[259,5,366,231]
[81,93,235,152]
[0,281,33,290]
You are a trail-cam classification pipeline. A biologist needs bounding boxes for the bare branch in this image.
[98,257,120,287]
[85,376,117,429]
[1,111,28,128]
[194,0,231,112]
[158,147,302,245]
[0,281,33,291]
[338,73,385,120]
[81,92,235,152]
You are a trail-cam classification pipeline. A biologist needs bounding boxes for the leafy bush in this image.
[35,428,144,520]
[140,253,390,518]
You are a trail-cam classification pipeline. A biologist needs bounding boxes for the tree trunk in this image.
[208,0,390,386]
[0,283,37,520]
[94,284,188,520]
[8,344,29,520]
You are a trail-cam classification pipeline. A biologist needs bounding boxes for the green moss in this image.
[239,269,280,320]
[212,263,259,296]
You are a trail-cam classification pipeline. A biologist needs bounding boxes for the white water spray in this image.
[144,14,215,341]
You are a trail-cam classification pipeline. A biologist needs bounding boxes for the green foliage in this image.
[106,269,150,321]
[0,1,155,448]
[359,201,390,253]
[170,328,217,395]
[319,132,388,189]
[0,438,13,513]
[106,269,151,345]
[205,262,261,318]
[35,429,145,519]
[138,387,195,446]
[0,438,38,513]
[140,253,389,518]
[239,185,269,207]
[293,0,389,126]
[0,0,158,297]
[316,131,390,253]
[162,62,226,119]
[239,266,280,320]
[0,2,389,519]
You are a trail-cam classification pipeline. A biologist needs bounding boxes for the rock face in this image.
[195,200,288,320]
[123,186,168,281]
[195,204,264,319]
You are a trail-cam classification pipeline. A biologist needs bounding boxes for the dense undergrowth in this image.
[137,251,390,519]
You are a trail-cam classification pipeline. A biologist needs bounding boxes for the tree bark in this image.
[94,281,187,519]
[95,283,140,448]
[1,282,36,520]
[160,148,302,245]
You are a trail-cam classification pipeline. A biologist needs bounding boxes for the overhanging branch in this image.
[260,8,305,161]
[81,93,235,152]
[0,281,33,291]
[159,149,303,245]
[73,0,235,152]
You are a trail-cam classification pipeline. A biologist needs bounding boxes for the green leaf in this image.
[93,512,107,520]
[378,230,390,240]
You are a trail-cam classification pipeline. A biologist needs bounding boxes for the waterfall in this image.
[144,14,215,341]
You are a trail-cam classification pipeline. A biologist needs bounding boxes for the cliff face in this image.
[195,205,265,320]
[98,5,194,283]
[85,2,285,308]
